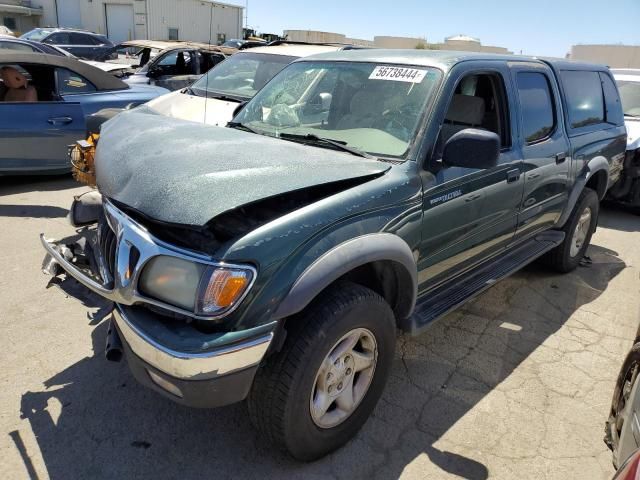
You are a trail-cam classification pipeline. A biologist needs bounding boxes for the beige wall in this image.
[570,44,640,68]
[374,36,426,49]
[284,30,347,44]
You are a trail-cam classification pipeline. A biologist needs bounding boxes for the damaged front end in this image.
[41,194,274,407]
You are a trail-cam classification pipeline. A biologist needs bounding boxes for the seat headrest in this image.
[1,66,28,89]
[445,94,485,125]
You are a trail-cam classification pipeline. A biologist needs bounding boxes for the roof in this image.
[0,52,128,90]
[294,49,610,71]
[446,34,481,43]
[241,43,342,58]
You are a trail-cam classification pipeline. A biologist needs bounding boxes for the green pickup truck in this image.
[42,49,626,460]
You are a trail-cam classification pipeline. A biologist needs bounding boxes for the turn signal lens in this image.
[198,268,252,314]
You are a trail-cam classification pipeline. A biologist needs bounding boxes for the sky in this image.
[237,0,640,57]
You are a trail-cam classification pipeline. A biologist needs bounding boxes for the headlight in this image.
[138,255,254,316]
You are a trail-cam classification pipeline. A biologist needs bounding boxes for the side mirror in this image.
[232,101,248,118]
[318,92,332,111]
[147,66,160,78]
[442,128,500,170]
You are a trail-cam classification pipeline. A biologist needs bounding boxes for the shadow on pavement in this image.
[0,174,77,197]
[0,204,69,219]
[17,242,626,480]
[599,204,640,233]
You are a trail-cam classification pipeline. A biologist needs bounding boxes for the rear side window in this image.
[516,72,555,144]
[560,71,604,128]
[56,68,96,94]
[600,73,624,126]
[70,33,95,45]
[0,41,35,52]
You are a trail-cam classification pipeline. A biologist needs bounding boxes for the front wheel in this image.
[247,282,396,461]
[543,187,599,273]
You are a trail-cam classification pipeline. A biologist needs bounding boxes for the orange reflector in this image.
[201,269,250,312]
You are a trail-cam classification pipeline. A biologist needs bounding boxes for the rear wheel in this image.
[544,187,599,273]
[606,343,640,468]
[247,282,396,461]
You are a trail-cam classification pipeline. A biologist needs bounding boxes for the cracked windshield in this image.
[234,62,441,157]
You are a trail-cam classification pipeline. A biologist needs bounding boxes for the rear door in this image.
[0,102,84,173]
[510,63,570,238]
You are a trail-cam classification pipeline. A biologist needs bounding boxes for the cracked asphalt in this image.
[1,175,639,480]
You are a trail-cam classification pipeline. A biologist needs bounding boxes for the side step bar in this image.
[403,231,565,335]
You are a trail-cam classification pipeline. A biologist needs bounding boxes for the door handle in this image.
[506,168,520,183]
[555,152,567,164]
[47,116,73,126]
[465,193,482,203]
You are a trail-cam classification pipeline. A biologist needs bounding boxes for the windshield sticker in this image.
[369,66,428,83]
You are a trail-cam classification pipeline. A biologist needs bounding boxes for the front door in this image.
[0,102,85,174]
[510,64,570,238]
[150,50,201,91]
[418,64,523,290]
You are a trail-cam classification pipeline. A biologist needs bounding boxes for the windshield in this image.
[233,61,442,158]
[616,79,640,117]
[190,52,297,100]
[20,29,53,42]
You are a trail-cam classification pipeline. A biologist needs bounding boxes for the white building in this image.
[17,0,243,44]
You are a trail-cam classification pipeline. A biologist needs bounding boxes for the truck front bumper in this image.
[113,305,273,408]
[41,227,274,408]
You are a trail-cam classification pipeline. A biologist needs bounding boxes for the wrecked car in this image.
[42,50,625,460]
[97,40,237,91]
[68,43,348,185]
[608,69,640,211]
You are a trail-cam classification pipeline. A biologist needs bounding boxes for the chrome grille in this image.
[98,217,117,279]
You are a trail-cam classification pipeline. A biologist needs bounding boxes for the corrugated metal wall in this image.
[31,0,243,43]
[147,0,242,43]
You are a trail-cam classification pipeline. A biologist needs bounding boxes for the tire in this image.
[247,282,396,461]
[543,187,599,273]
[606,343,640,468]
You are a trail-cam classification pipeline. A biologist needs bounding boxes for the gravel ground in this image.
[1,175,639,480]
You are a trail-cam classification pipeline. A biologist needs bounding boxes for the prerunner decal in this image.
[369,66,427,83]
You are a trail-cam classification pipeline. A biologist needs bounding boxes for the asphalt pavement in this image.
[1,175,639,480]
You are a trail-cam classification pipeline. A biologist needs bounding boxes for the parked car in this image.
[42,50,625,460]
[67,43,347,185]
[96,40,236,91]
[20,28,114,61]
[144,43,350,125]
[0,36,130,77]
[0,52,167,175]
[605,322,640,470]
[607,69,640,210]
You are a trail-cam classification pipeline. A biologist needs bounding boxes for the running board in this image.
[403,231,565,335]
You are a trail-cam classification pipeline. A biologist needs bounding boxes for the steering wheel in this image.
[373,106,413,141]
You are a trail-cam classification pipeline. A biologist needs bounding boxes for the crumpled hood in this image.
[95,107,390,226]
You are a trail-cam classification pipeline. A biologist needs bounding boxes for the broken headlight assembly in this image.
[138,255,255,317]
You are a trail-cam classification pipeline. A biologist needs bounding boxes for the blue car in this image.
[20,28,114,61]
[0,52,168,175]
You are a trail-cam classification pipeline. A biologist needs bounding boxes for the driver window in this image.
[157,50,193,74]
[435,72,510,160]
